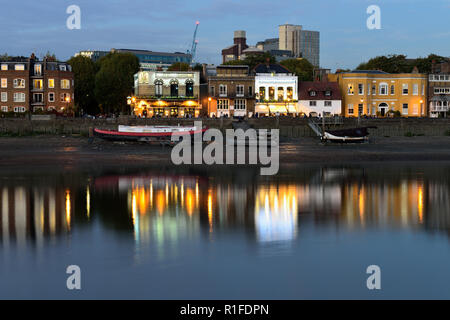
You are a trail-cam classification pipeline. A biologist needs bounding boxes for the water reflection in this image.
[1,166,449,252]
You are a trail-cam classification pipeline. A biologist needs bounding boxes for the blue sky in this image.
[0,0,449,70]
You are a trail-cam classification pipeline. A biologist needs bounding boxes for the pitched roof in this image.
[298,81,342,100]
[253,63,291,74]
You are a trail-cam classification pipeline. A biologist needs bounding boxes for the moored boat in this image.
[93,125,207,143]
[321,126,377,143]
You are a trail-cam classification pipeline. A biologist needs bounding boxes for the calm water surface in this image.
[0,164,449,299]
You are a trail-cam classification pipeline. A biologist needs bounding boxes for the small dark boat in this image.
[321,126,377,143]
[94,125,207,143]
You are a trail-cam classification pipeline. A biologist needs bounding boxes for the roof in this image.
[347,70,389,74]
[298,81,342,100]
[253,63,291,74]
[217,65,249,69]
[113,49,190,57]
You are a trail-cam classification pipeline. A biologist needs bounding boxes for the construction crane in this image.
[187,21,199,65]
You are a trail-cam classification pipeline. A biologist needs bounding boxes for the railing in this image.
[136,95,198,100]
[255,99,298,103]
[430,106,449,112]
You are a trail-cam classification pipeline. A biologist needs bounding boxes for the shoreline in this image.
[0,135,450,175]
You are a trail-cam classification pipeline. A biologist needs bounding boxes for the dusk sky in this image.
[1,0,449,70]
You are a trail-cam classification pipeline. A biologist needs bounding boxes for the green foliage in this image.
[280,58,314,81]
[68,55,99,115]
[167,62,190,71]
[94,53,139,114]
[223,52,276,71]
[356,54,449,73]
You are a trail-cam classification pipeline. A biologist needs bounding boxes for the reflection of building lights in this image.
[86,187,91,219]
[418,186,423,223]
[186,189,194,216]
[65,190,71,230]
[359,188,365,224]
[132,192,137,225]
[208,191,213,232]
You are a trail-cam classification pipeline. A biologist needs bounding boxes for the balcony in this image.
[430,106,449,112]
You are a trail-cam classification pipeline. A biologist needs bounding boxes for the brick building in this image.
[221,31,249,63]
[207,65,255,117]
[0,54,74,113]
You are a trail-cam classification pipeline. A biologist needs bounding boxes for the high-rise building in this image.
[278,24,320,67]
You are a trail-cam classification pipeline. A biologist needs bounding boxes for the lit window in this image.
[1,78,7,88]
[347,84,354,95]
[33,79,43,89]
[1,64,8,71]
[48,79,55,88]
[217,99,228,109]
[14,64,25,71]
[61,79,70,89]
[34,64,42,76]
[13,79,25,88]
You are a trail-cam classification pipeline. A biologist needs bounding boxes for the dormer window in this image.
[309,90,316,97]
[325,90,331,96]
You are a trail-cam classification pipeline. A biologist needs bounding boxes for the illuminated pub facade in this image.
[132,70,201,117]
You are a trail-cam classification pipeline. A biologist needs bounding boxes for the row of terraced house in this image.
[131,60,450,118]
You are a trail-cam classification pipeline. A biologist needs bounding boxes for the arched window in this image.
[155,79,163,97]
[277,87,284,101]
[185,79,194,97]
[170,80,178,97]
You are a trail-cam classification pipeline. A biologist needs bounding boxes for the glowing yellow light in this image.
[86,187,91,219]
[131,191,137,226]
[65,190,71,230]
[418,186,423,223]
[208,191,213,232]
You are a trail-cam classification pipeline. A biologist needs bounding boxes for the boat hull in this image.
[93,128,207,143]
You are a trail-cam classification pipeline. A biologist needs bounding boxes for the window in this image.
[1,92,7,102]
[422,84,425,95]
[210,86,215,96]
[347,84,354,95]
[1,78,7,88]
[33,93,43,103]
[48,79,55,88]
[61,79,70,89]
[61,93,70,102]
[13,106,26,113]
[13,79,25,88]
[268,87,275,100]
[59,65,67,71]
[358,104,363,115]
[217,99,228,109]
[286,87,293,100]
[170,80,178,97]
[1,106,8,112]
[248,86,253,97]
[348,104,354,115]
[15,64,24,71]
[379,83,388,95]
[1,64,7,71]
[219,84,227,97]
[277,87,284,101]
[372,85,376,95]
[33,79,43,90]
[236,85,244,97]
[412,84,421,95]
[390,85,395,95]
[310,90,316,97]
[402,103,409,114]
[234,99,246,110]
[325,90,331,97]
[13,93,25,102]
[402,84,408,95]
[34,64,42,76]
[48,92,55,102]
[155,80,163,96]
[358,84,364,95]
[324,101,332,107]
[185,79,194,97]
[259,87,265,100]
[309,101,317,106]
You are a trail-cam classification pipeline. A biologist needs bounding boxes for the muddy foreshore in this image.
[0,135,449,176]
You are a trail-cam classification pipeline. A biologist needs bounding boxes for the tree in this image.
[167,62,190,71]
[280,58,314,81]
[67,55,98,115]
[223,52,276,71]
[356,54,449,73]
[94,53,140,114]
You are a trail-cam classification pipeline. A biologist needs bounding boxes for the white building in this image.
[254,64,298,116]
[297,81,342,117]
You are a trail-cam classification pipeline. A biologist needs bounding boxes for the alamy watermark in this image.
[170,121,279,176]
[66,265,81,290]
[366,265,381,290]
[66,5,81,30]
[367,5,381,30]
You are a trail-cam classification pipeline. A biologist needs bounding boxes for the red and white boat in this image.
[93,125,207,143]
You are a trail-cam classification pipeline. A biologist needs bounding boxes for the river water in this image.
[0,163,449,299]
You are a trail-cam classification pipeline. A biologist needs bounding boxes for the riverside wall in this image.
[0,117,449,138]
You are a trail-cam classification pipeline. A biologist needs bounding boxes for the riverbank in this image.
[0,135,450,175]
